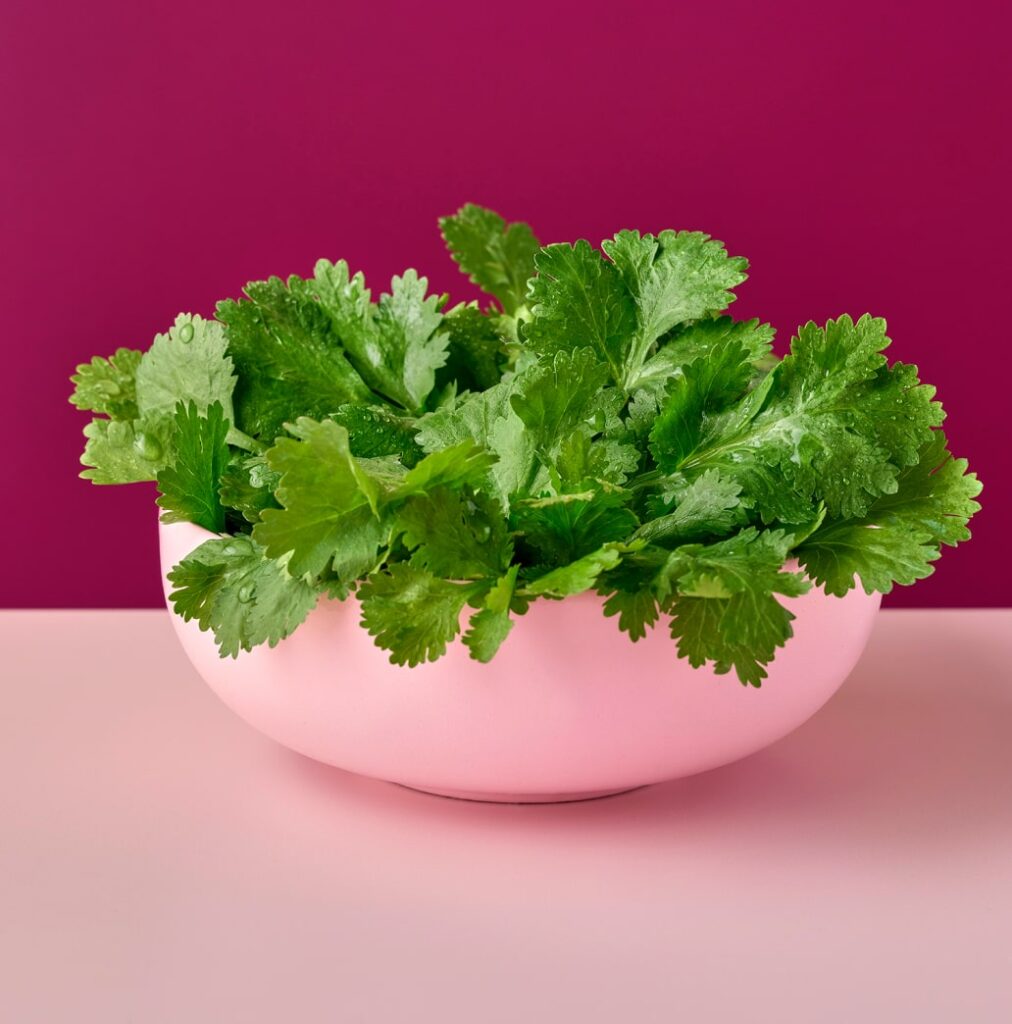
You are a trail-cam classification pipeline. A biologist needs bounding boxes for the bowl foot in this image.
[396,783,645,804]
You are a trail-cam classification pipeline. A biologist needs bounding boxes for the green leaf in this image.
[253,418,384,578]
[523,543,626,597]
[767,317,941,517]
[512,489,638,566]
[327,404,421,465]
[524,231,748,392]
[634,317,774,394]
[70,348,142,420]
[664,529,811,686]
[854,360,943,470]
[797,431,982,595]
[601,587,660,642]
[219,454,280,525]
[463,566,520,662]
[76,318,236,489]
[523,240,638,386]
[800,521,940,597]
[167,535,318,658]
[437,303,507,393]
[861,432,981,544]
[415,380,536,507]
[358,564,474,666]
[634,470,746,546]
[595,544,673,641]
[156,401,230,533]
[667,594,781,687]
[649,341,757,471]
[397,487,512,579]
[440,203,540,315]
[314,261,448,413]
[670,528,808,599]
[136,314,237,424]
[651,315,944,523]
[510,349,609,458]
[217,276,372,439]
[602,230,749,385]
[396,441,498,498]
[79,415,172,484]
[554,431,641,487]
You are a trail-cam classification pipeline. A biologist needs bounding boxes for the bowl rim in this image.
[158,512,817,604]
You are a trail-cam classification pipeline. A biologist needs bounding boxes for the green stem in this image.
[627,469,665,491]
[226,426,264,453]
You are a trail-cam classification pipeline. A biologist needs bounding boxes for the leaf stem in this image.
[227,426,264,453]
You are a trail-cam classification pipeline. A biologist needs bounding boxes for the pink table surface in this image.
[2,609,1011,1023]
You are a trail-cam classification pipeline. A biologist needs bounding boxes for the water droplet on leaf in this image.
[178,322,195,343]
[237,584,255,603]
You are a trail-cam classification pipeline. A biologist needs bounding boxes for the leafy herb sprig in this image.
[70,204,980,684]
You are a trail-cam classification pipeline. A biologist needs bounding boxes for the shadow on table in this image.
[272,615,1012,858]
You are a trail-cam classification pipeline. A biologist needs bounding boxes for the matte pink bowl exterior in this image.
[160,520,881,800]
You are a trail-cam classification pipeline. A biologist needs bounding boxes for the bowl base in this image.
[397,783,645,804]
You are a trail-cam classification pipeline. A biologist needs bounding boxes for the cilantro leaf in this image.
[523,241,637,385]
[70,348,142,420]
[666,597,775,687]
[437,303,507,393]
[395,440,497,498]
[523,543,626,597]
[314,261,448,413]
[75,316,237,487]
[525,231,747,392]
[135,314,236,424]
[601,587,661,642]
[219,454,280,525]
[358,564,475,666]
[616,388,662,446]
[156,401,230,533]
[554,431,641,487]
[602,230,748,385]
[76,317,238,487]
[596,544,674,642]
[664,529,810,686]
[80,415,172,484]
[859,432,981,545]
[797,431,981,595]
[440,203,540,316]
[253,418,384,578]
[328,404,421,465]
[651,315,943,523]
[512,489,637,566]
[634,470,746,546]
[167,535,318,658]
[397,487,512,579]
[800,521,940,596]
[649,340,757,470]
[415,380,536,507]
[634,317,774,394]
[463,566,520,663]
[217,277,373,439]
[510,348,609,458]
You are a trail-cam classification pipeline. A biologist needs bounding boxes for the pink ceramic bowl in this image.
[160,520,881,803]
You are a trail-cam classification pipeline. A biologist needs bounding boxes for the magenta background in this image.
[1,0,1008,609]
